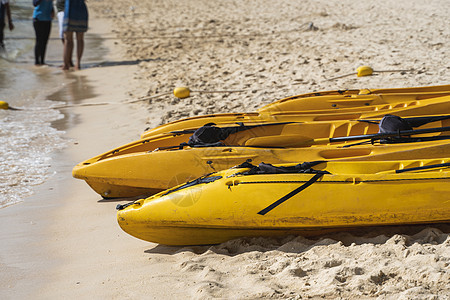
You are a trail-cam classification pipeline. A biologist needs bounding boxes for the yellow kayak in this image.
[252,84,450,104]
[258,84,450,112]
[117,158,450,245]
[73,116,450,198]
[141,92,450,139]
[281,83,450,99]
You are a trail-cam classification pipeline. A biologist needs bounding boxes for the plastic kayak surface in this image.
[141,88,450,139]
[117,158,450,245]
[73,115,450,197]
[74,138,450,198]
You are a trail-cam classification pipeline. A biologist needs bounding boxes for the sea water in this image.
[0,0,94,208]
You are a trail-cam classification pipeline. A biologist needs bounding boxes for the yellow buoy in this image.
[356,66,374,77]
[0,101,9,110]
[173,87,191,99]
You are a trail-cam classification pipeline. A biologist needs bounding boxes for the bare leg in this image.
[75,32,84,70]
[60,38,74,67]
[63,31,74,70]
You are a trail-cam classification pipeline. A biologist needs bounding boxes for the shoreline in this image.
[0,13,153,299]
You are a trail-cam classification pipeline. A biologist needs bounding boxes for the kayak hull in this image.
[118,222,450,246]
[74,139,450,198]
[117,159,450,245]
[141,91,450,139]
[74,114,450,198]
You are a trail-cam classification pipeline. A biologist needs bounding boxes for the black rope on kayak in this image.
[342,139,374,148]
[341,134,450,148]
[161,173,221,196]
[116,201,137,211]
[239,160,327,175]
[357,119,380,125]
[237,176,449,184]
[257,172,327,216]
[395,162,450,173]
[379,135,450,144]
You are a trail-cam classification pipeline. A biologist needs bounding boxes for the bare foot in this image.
[60,61,74,69]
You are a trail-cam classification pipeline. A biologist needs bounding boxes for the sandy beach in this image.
[1,0,449,299]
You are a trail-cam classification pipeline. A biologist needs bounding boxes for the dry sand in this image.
[98,0,449,129]
[1,0,449,299]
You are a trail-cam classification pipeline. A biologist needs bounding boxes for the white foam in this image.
[0,105,67,208]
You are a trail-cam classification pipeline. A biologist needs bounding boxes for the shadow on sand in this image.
[85,57,165,69]
[143,223,450,256]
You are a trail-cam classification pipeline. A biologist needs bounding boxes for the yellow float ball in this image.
[173,87,191,99]
[356,66,374,77]
[0,101,9,110]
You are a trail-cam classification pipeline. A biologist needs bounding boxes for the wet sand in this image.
[1,0,449,299]
[0,15,152,299]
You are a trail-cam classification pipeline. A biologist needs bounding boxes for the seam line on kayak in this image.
[238,177,450,184]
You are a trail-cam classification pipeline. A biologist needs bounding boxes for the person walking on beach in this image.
[62,0,88,70]
[0,0,14,50]
[56,0,74,67]
[56,0,65,43]
[32,0,54,65]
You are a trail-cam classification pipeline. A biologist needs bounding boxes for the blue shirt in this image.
[33,0,53,21]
